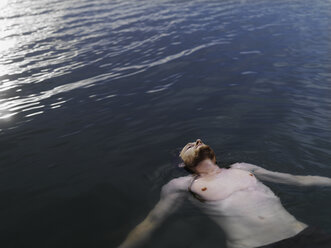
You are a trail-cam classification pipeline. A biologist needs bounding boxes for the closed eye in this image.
[186,144,194,151]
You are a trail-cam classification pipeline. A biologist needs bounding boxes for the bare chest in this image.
[190,168,258,201]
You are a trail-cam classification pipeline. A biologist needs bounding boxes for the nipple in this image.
[201,187,207,191]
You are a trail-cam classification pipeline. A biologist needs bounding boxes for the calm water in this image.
[1,0,331,247]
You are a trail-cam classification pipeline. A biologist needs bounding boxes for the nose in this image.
[196,139,202,145]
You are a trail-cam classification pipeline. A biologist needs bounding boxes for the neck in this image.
[194,159,221,176]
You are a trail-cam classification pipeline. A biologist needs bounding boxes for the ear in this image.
[178,163,185,168]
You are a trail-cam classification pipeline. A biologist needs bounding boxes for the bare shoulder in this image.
[161,175,193,195]
[230,162,260,172]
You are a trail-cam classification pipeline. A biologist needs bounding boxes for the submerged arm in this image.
[118,180,186,248]
[231,162,331,187]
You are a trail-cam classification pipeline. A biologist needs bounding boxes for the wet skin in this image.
[119,139,331,248]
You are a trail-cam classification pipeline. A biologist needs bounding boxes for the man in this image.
[119,139,331,248]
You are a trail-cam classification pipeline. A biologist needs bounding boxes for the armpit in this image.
[161,176,193,196]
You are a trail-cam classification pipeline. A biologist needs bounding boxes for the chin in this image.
[193,145,216,166]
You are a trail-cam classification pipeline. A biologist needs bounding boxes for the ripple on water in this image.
[0,0,331,247]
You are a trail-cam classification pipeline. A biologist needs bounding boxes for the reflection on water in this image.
[0,0,331,247]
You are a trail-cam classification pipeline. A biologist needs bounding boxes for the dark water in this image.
[1,0,331,247]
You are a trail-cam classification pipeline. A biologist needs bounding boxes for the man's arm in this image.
[231,162,331,187]
[118,179,186,248]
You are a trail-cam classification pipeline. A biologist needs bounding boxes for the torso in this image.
[182,168,307,248]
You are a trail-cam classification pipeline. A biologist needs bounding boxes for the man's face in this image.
[180,139,216,170]
[180,139,204,162]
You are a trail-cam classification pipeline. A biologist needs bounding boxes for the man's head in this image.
[179,139,216,173]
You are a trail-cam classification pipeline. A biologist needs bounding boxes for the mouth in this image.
[196,143,203,148]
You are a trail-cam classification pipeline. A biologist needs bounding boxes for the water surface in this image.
[1,0,331,247]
